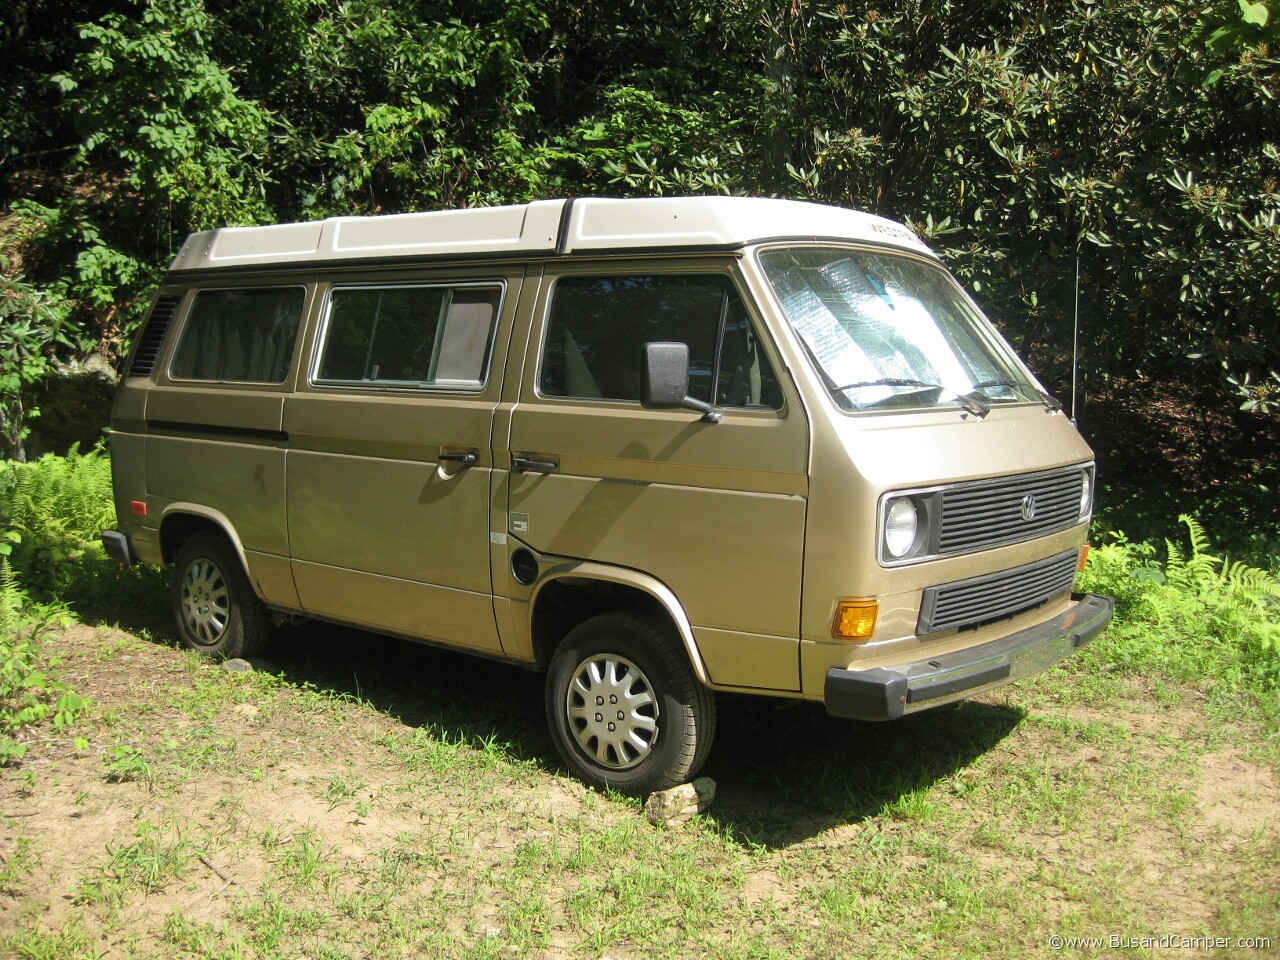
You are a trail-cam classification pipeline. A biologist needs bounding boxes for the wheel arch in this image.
[159,505,251,575]
[528,561,710,686]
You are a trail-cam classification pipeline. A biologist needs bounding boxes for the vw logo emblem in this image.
[1020,494,1037,522]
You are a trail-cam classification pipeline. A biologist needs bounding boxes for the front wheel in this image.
[545,612,715,795]
[171,531,270,661]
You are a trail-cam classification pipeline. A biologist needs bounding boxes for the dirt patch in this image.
[1196,750,1280,840]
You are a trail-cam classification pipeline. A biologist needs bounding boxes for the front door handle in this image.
[512,456,559,473]
[439,451,478,466]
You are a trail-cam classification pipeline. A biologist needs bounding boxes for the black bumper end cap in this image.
[824,668,909,722]
[101,530,135,566]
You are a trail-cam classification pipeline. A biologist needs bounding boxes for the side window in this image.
[315,283,501,389]
[540,274,782,409]
[169,287,304,383]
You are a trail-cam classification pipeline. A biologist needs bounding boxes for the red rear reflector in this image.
[131,501,148,516]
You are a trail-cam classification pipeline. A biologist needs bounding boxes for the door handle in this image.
[439,451,478,466]
[512,456,558,473]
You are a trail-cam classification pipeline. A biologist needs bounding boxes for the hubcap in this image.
[180,557,230,645]
[565,654,658,770]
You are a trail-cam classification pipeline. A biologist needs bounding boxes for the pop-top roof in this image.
[168,196,932,272]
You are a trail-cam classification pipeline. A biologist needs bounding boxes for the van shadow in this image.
[248,623,1024,849]
[699,696,1024,848]
[264,622,555,764]
[110,610,1023,850]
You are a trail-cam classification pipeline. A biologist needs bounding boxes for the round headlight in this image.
[1079,468,1094,520]
[885,497,919,559]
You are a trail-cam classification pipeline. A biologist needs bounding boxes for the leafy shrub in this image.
[0,559,83,765]
[0,257,72,461]
[1079,516,1280,687]
[0,448,165,616]
[0,447,115,599]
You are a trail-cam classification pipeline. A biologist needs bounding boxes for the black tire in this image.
[545,612,715,795]
[171,531,270,661]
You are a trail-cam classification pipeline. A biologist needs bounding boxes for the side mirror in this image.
[640,342,720,423]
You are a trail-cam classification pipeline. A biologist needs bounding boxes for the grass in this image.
[0,620,1275,960]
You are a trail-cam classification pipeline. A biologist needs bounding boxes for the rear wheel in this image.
[171,531,270,661]
[545,612,715,795]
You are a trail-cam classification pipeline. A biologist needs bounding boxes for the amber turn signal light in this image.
[832,599,878,642]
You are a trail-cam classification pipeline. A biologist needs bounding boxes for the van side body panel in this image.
[280,267,524,655]
[505,258,810,691]
[137,280,313,609]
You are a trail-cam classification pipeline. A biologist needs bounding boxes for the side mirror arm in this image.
[680,396,722,424]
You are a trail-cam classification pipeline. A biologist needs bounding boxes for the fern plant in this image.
[0,446,116,599]
[0,558,82,765]
[1079,515,1280,686]
[1165,516,1280,676]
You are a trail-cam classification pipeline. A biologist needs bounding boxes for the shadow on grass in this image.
[102,598,1024,850]
[266,619,556,764]
[701,695,1024,848]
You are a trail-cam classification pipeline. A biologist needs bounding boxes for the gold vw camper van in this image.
[103,197,1113,794]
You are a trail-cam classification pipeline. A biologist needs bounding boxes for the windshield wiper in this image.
[971,378,1063,412]
[836,378,990,418]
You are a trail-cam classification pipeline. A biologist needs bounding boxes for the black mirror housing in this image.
[641,342,721,423]
[641,341,691,407]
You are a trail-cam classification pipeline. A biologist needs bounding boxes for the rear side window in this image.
[315,283,501,389]
[540,275,782,408]
[169,287,304,383]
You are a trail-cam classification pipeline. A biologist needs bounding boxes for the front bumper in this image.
[824,592,1114,721]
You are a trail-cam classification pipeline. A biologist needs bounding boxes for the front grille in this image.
[917,549,1079,635]
[939,466,1084,555]
[127,295,181,377]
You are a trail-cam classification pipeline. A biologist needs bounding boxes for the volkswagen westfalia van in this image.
[103,197,1113,794]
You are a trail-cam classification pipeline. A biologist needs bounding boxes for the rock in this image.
[644,776,716,825]
[21,355,118,459]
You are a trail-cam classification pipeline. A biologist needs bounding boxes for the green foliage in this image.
[1203,0,1279,83]
[0,448,116,600]
[0,255,71,460]
[1079,515,1280,687]
[0,559,82,765]
[0,448,167,618]
[756,1,1280,399]
[8,199,159,353]
[54,0,275,230]
[2,0,1277,424]
[104,744,154,786]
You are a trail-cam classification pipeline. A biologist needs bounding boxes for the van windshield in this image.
[758,247,1042,413]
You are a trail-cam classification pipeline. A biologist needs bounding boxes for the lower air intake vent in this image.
[917,549,1079,636]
